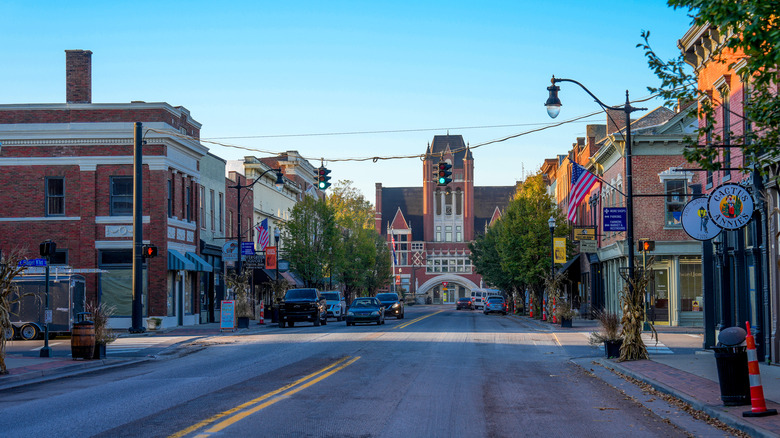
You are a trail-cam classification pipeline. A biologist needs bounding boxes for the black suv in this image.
[279,288,328,328]
[376,293,405,319]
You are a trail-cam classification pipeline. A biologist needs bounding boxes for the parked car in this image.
[456,297,473,310]
[376,293,404,319]
[320,291,347,321]
[278,288,328,328]
[346,297,385,326]
[483,296,508,315]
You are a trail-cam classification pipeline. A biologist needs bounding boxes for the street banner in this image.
[579,240,597,253]
[553,238,566,264]
[603,207,627,232]
[681,197,721,240]
[265,246,277,270]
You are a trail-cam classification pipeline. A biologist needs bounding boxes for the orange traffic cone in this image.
[258,302,265,325]
[529,297,534,318]
[542,298,547,321]
[743,321,777,417]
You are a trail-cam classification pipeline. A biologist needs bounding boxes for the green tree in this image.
[328,181,379,301]
[365,232,392,297]
[638,1,780,172]
[281,196,339,288]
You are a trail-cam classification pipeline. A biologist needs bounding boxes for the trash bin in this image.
[71,312,95,360]
[713,327,750,406]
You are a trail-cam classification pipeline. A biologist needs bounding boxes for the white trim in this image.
[95,216,151,224]
[167,217,197,230]
[168,241,197,254]
[0,216,80,222]
[95,240,149,249]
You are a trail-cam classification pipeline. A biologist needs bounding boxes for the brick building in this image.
[0,50,211,329]
[375,135,515,303]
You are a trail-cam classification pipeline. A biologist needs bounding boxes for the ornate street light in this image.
[545,75,645,286]
[230,168,284,275]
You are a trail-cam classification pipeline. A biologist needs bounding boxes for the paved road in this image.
[0,306,723,437]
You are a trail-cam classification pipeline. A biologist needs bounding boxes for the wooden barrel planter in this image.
[71,319,95,360]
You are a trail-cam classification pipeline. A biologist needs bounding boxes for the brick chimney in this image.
[65,50,92,104]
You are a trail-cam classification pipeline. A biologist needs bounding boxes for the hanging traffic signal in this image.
[638,240,655,252]
[317,166,332,190]
[142,244,158,259]
[437,162,452,186]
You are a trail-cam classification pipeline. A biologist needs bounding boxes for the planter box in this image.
[146,318,162,331]
[605,339,623,359]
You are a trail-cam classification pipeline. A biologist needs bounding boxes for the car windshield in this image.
[285,289,317,300]
[351,299,376,308]
[376,293,398,301]
[321,293,339,301]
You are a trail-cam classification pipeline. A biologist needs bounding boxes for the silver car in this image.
[321,291,347,321]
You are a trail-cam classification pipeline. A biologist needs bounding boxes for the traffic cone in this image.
[529,298,534,318]
[552,297,558,324]
[258,302,265,325]
[743,321,777,417]
[542,298,547,321]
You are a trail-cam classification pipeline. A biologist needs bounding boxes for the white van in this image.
[470,289,502,310]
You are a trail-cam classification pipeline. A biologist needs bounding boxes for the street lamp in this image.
[230,168,284,275]
[545,75,645,285]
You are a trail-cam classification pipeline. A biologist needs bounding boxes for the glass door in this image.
[650,267,670,325]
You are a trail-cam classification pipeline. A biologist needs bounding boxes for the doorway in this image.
[650,266,670,325]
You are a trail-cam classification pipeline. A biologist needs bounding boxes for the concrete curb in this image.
[595,357,779,438]
[0,357,152,392]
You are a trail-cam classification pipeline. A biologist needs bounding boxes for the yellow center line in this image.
[394,310,444,330]
[552,333,562,347]
[201,356,360,435]
[168,356,355,438]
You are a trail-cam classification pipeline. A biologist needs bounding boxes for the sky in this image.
[0,1,694,201]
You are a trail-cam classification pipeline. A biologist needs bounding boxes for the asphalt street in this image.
[0,306,727,438]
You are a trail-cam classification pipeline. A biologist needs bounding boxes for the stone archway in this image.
[418,275,480,304]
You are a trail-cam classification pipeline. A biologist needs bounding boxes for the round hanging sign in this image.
[681,197,721,240]
[707,183,754,230]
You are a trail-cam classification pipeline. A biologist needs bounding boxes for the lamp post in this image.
[230,168,284,276]
[545,76,645,285]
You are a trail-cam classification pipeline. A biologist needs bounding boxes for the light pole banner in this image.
[265,246,277,270]
[553,238,567,264]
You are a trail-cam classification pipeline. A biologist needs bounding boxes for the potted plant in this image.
[227,271,253,328]
[86,302,117,359]
[589,310,623,358]
[555,300,577,328]
[146,317,163,331]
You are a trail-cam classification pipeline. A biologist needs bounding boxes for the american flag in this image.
[255,218,270,251]
[568,163,598,222]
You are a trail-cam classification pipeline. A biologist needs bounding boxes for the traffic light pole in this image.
[130,122,145,333]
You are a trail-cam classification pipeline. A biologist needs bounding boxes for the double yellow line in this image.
[169,356,360,438]
[394,310,444,330]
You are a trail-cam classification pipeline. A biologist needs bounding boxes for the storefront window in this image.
[98,249,147,317]
[679,256,702,312]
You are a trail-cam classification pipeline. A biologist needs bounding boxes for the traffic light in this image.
[638,240,655,252]
[317,166,332,190]
[437,162,452,186]
[142,244,158,259]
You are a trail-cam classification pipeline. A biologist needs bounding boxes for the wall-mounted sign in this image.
[681,197,721,241]
[573,227,596,241]
[579,240,597,253]
[707,183,754,230]
[222,241,238,262]
[603,208,627,232]
[553,238,567,264]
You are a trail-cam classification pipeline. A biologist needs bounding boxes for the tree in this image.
[0,249,29,374]
[365,232,392,297]
[282,196,339,288]
[638,1,780,172]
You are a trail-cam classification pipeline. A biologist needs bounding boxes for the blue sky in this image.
[1,1,693,200]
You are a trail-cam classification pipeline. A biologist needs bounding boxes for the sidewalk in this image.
[0,321,271,391]
[520,314,780,438]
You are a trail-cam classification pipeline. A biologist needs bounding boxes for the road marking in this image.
[394,310,444,330]
[169,356,360,438]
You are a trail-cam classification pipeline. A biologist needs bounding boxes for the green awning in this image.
[168,249,196,271]
[185,252,213,272]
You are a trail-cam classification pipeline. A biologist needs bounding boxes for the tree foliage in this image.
[281,196,339,288]
[470,173,569,311]
[638,1,780,172]
[0,249,29,374]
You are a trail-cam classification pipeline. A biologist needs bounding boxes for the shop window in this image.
[679,257,702,312]
[99,249,147,317]
[45,177,65,216]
